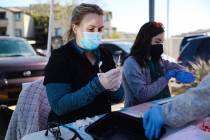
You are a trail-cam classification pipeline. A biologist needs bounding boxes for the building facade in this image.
[0,7,34,38]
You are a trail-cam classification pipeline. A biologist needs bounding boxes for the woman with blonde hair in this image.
[44,3,123,124]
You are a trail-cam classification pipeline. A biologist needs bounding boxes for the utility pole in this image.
[166,0,170,56]
[47,0,54,59]
[166,0,170,39]
[149,0,155,21]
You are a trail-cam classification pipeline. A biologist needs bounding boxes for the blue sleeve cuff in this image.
[90,76,105,95]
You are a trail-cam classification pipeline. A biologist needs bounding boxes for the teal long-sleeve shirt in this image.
[46,76,124,116]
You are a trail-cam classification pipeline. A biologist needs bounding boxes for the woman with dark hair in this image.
[122,21,195,107]
[44,3,123,124]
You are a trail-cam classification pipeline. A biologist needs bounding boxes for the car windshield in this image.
[0,39,36,57]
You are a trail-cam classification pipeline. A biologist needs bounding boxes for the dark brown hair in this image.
[130,21,165,67]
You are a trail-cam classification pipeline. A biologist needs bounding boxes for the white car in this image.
[100,40,177,63]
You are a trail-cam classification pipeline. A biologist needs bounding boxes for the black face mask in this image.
[150,44,163,60]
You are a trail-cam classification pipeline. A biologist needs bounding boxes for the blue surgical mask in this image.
[80,32,102,51]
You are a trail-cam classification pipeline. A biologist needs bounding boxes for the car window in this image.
[112,42,132,53]
[0,39,36,57]
[100,43,129,64]
[100,44,121,53]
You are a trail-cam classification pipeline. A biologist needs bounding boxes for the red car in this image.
[0,36,47,105]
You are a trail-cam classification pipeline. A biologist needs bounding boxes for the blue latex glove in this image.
[143,105,165,140]
[175,71,195,83]
[164,69,178,81]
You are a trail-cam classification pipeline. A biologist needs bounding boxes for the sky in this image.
[0,0,210,36]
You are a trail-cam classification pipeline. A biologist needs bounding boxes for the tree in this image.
[33,15,49,49]
[28,2,74,49]
[112,31,120,39]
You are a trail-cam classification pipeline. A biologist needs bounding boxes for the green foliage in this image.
[28,3,74,48]
[112,31,120,39]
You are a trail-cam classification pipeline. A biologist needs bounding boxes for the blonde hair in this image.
[64,3,103,43]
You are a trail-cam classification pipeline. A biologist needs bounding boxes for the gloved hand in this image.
[143,105,165,140]
[175,71,195,84]
[109,68,122,92]
[164,69,178,81]
[98,67,122,91]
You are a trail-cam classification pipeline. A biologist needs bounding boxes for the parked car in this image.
[99,40,133,64]
[179,35,205,53]
[0,36,47,105]
[178,36,210,66]
[100,40,176,64]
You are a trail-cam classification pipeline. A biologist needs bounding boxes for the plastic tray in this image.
[85,111,165,140]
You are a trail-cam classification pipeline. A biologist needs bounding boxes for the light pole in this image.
[149,0,155,21]
[47,0,54,59]
[166,0,170,55]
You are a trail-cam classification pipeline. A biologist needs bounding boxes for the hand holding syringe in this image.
[97,51,122,92]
